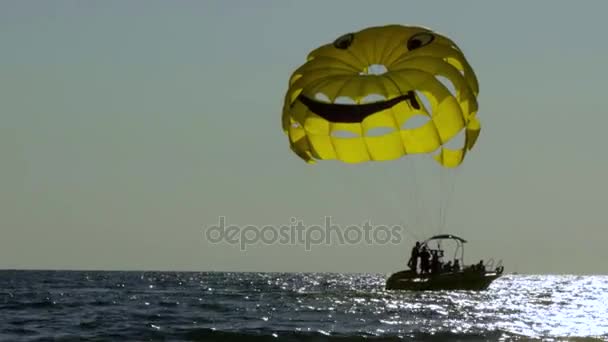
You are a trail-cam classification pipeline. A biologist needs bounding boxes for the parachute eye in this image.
[333,33,354,50]
[407,32,435,51]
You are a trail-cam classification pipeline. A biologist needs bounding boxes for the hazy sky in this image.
[2,1,607,274]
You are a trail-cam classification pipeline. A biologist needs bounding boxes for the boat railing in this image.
[483,258,504,274]
[494,259,504,274]
[485,258,495,270]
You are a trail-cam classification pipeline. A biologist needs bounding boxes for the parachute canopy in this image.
[282,25,480,168]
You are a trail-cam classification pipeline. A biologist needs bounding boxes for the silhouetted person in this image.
[453,259,461,272]
[477,260,484,272]
[419,246,430,274]
[431,250,441,274]
[407,241,421,273]
[443,261,453,273]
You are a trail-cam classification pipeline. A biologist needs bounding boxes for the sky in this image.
[1,0,607,275]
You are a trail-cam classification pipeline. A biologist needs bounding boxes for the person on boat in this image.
[476,260,485,272]
[419,246,431,274]
[430,250,442,274]
[453,259,461,272]
[443,260,453,273]
[407,241,421,274]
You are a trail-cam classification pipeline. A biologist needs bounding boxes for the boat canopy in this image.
[423,234,467,244]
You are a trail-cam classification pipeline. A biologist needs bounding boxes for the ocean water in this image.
[1,271,607,341]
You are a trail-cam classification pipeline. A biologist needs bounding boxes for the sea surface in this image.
[1,271,607,341]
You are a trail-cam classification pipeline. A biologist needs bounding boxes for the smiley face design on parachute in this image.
[282,25,481,168]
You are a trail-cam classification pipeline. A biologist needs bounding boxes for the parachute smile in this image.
[297,91,421,124]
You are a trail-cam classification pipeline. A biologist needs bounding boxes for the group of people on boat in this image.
[408,241,485,275]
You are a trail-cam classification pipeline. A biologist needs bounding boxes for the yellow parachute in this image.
[282,25,480,168]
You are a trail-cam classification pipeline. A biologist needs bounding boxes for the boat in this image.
[385,234,504,291]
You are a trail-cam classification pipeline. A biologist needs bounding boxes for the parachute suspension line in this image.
[438,167,447,234]
[415,152,456,235]
[417,152,439,234]
[392,158,423,242]
[368,160,423,243]
[446,170,456,232]
[438,163,460,234]
[339,163,372,218]
[440,166,451,234]
[356,166,384,222]
[397,157,425,241]
[389,154,436,239]
[438,164,443,234]
[336,161,423,243]
[439,167,446,234]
